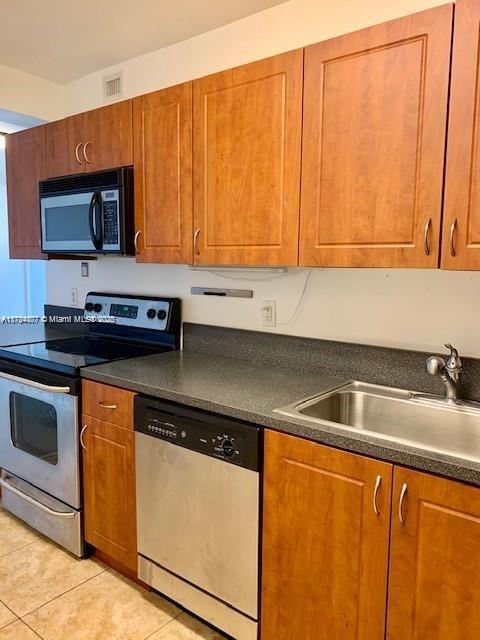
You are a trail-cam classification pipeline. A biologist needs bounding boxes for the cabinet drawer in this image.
[82,380,135,429]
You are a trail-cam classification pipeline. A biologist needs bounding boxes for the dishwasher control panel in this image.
[134,395,261,471]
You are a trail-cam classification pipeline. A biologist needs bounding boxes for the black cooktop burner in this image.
[0,336,169,376]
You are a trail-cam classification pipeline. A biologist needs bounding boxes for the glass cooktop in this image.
[0,336,168,376]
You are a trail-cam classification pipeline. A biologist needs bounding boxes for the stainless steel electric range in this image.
[0,292,181,556]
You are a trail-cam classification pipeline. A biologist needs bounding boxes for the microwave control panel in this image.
[103,199,119,246]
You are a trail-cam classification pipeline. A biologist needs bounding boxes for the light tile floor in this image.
[0,505,227,640]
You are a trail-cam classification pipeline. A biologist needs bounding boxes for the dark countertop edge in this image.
[81,366,480,488]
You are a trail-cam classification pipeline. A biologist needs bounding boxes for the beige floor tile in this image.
[0,506,40,558]
[149,613,226,639]
[0,620,40,640]
[0,601,16,630]
[24,569,180,640]
[0,538,105,617]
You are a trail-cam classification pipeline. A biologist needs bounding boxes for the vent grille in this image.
[40,168,128,196]
[103,72,123,101]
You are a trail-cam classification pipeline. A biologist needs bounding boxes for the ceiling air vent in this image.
[103,72,123,102]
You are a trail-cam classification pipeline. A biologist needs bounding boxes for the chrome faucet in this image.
[426,343,462,402]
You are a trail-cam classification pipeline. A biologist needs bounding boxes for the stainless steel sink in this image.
[275,381,480,463]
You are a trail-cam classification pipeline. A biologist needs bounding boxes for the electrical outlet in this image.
[261,300,276,327]
[70,288,78,307]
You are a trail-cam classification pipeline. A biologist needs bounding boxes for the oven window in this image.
[45,204,91,241]
[10,393,58,465]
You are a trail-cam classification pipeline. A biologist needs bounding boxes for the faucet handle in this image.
[444,343,462,374]
[444,343,459,358]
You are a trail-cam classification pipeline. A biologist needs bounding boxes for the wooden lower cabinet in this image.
[82,415,137,572]
[387,467,480,640]
[262,430,393,640]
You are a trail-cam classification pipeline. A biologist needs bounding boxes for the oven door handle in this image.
[0,477,76,519]
[0,371,71,394]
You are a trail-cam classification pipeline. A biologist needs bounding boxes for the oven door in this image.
[0,371,80,509]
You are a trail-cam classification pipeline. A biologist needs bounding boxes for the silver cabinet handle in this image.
[399,482,408,525]
[134,230,142,253]
[0,477,76,519]
[423,217,432,256]
[194,228,201,256]
[83,141,91,164]
[80,424,88,450]
[75,142,83,165]
[98,402,117,409]
[373,475,382,516]
[450,217,458,257]
[0,371,70,394]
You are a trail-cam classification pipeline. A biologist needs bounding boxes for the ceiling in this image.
[0,0,290,84]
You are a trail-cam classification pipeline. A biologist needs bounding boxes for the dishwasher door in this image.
[136,431,259,619]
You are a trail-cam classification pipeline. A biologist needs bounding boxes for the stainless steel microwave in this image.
[39,167,134,255]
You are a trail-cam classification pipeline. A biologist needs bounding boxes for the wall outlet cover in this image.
[261,300,276,327]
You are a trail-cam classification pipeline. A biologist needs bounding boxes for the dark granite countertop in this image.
[81,350,480,488]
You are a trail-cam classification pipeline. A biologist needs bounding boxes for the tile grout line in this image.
[143,610,184,640]
[17,565,108,621]
[0,539,40,562]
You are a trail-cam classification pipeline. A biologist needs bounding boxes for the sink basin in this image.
[275,381,480,463]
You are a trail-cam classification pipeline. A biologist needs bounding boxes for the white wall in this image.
[64,0,446,113]
[0,64,65,122]
[47,0,480,358]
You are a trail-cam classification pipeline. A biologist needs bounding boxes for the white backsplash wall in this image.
[46,260,480,358]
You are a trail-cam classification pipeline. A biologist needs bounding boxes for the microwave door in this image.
[41,191,97,253]
[88,191,104,251]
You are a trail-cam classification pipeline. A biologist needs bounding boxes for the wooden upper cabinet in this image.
[193,51,303,266]
[83,100,133,172]
[387,467,480,639]
[133,83,193,263]
[45,101,133,178]
[6,126,46,259]
[45,114,84,178]
[262,430,392,640]
[300,5,453,268]
[442,0,480,269]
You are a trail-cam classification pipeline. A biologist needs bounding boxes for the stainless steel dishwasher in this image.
[135,396,261,640]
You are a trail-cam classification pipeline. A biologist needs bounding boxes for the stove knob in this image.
[157,309,167,320]
[221,439,235,458]
[85,302,94,312]
[93,303,102,313]
[147,308,156,319]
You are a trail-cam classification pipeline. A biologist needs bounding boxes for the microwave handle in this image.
[88,191,103,251]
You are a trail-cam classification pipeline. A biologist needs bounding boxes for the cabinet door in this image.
[83,100,133,172]
[262,430,392,640]
[82,416,137,572]
[5,126,46,259]
[133,83,193,263]
[193,51,303,265]
[387,467,480,640]
[442,0,480,269]
[300,5,453,268]
[45,114,84,177]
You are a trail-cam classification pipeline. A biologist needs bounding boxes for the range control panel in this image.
[134,395,261,471]
[84,293,176,331]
